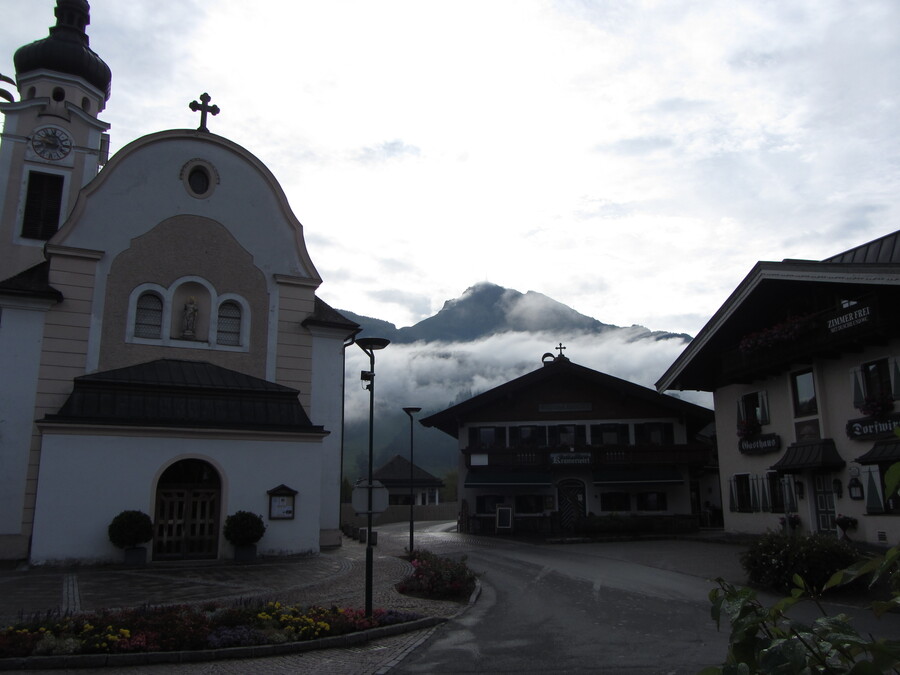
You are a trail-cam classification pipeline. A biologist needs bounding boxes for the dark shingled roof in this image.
[43,359,325,434]
[0,261,63,301]
[373,454,444,488]
[302,297,360,333]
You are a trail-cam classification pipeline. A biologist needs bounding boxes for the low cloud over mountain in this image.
[338,283,710,481]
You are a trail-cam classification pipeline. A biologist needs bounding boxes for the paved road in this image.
[399,525,900,674]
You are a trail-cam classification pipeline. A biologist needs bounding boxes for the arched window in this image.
[134,292,163,338]
[216,301,241,345]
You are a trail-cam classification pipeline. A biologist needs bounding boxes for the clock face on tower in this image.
[31,127,72,160]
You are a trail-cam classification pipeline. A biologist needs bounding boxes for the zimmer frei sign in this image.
[826,304,873,334]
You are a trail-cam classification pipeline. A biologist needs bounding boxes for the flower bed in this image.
[0,601,423,658]
[396,549,477,601]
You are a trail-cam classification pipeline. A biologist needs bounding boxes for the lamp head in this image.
[403,406,422,416]
[356,337,390,353]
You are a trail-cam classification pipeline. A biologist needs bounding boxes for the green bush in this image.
[223,511,266,546]
[397,549,477,600]
[740,531,860,593]
[107,510,153,549]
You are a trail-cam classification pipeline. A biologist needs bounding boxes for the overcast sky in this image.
[5,0,900,338]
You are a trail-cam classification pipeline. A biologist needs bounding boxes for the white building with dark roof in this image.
[658,231,900,547]
[0,1,358,563]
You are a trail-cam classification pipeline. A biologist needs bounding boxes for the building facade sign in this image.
[826,305,873,334]
[846,414,900,440]
[738,433,781,455]
[550,452,592,465]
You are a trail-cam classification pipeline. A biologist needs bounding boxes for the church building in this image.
[0,1,358,563]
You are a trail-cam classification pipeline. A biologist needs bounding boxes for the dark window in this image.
[475,494,504,514]
[600,492,630,511]
[590,423,629,445]
[509,425,546,447]
[766,472,785,513]
[514,495,544,514]
[468,427,505,449]
[134,292,163,339]
[739,391,769,426]
[216,301,241,345]
[188,166,210,195]
[863,359,892,400]
[636,492,667,511]
[730,474,752,513]
[633,422,674,445]
[791,370,817,417]
[548,424,586,447]
[21,171,64,240]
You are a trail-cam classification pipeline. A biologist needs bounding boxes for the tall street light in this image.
[402,406,422,555]
[357,337,390,617]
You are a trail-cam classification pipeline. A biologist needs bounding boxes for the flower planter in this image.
[123,546,147,567]
[234,544,257,562]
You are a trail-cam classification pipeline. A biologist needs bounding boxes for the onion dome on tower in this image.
[14,0,111,102]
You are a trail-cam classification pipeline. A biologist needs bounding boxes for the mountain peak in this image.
[339,282,689,344]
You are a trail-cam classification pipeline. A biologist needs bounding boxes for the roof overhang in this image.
[770,439,846,473]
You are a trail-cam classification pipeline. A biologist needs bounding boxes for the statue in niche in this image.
[182,296,198,338]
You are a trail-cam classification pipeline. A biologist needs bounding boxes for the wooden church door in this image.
[153,459,221,560]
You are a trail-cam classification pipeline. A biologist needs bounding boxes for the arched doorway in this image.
[557,479,586,531]
[154,459,221,560]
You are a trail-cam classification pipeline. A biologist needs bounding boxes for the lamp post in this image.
[403,406,422,555]
[356,337,390,617]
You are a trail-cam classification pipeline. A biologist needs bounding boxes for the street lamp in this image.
[403,406,422,555]
[357,337,390,617]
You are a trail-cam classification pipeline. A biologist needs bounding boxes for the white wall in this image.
[0,302,49,540]
[30,433,323,564]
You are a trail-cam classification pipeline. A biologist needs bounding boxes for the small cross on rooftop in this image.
[556,342,566,357]
[189,93,220,132]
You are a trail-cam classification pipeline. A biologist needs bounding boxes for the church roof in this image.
[15,0,112,100]
[303,297,360,333]
[0,261,63,301]
[373,454,444,488]
[42,359,325,434]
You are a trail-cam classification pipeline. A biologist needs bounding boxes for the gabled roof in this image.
[42,359,325,434]
[421,356,712,438]
[656,230,900,393]
[373,454,444,488]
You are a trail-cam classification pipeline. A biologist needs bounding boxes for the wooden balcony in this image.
[463,444,713,469]
[721,295,897,382]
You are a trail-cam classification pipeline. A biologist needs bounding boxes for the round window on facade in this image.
[181,159,218,199]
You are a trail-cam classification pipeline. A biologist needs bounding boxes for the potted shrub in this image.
[223,511,266,561]
[108,510,153,566]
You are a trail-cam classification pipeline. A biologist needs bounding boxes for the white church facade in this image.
[0,1,358,563]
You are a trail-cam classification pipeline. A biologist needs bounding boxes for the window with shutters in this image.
[852,357,898,416]
[21,171,64,240]
[216,301,241,345]
[134,292,163,339]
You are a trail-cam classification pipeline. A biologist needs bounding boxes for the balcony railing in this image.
[463,444,713,469]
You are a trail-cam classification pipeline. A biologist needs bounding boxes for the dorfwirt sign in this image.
[846,414,900,440]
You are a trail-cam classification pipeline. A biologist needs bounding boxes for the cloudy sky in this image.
[6,0,899,340]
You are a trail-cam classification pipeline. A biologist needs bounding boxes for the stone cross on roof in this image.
[189,92,220,132]
[555,342,566,357]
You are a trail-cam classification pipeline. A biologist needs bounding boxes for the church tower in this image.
[0,0,111,277]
